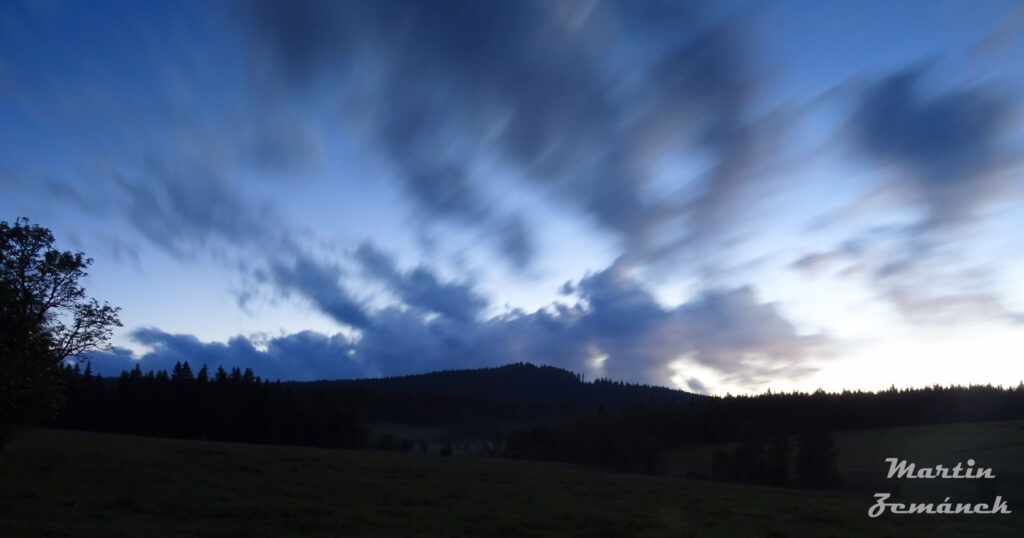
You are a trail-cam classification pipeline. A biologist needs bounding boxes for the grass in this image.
[1,428,1021,537]
[665,420,1024,502]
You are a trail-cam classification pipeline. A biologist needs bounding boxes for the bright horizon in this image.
[2,0,1023,395]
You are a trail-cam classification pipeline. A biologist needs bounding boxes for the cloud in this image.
[813,66,1022,325]
[674,287,824,378]
[354,241,487,322]
[686,377,709,395]
[88,327,365,381]
[87,262,828,389]
[790,252,842,276]
[113,163,273,259]
[238,0,769,264]
[410,270,826,388]
[850,67,1015,228]
[267,256,370,329]
[793,231,1023,326]
[114,163,372,329]
[883,288,1022,326]
[10,1,788,346]
[870,255,1023,326]
[395,267,486,323]
[648,20,760,241]
[353,241,398,279]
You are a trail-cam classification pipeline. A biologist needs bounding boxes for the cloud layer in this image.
[240,0,769,264]
[90,263,827,388]
[5,1,1023,392]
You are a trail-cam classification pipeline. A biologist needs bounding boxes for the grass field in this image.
[2,428,1021,537]
[665,420,1024,502]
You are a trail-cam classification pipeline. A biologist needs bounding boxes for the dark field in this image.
[666,420,1024,501]
[1,428,1021,537]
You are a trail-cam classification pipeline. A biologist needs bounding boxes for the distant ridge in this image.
[324,361,699,405]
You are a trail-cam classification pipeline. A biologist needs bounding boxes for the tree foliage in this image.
[795,428,842,489]
[55,362,371,449]
[0,218,121,448]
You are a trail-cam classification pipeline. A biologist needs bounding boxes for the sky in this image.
[2,0,1023,395]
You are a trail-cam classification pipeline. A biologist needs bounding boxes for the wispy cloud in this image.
[850,67,1016,230]
[239,0,772,264]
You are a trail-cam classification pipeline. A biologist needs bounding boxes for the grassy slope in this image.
[1,428,1021,537]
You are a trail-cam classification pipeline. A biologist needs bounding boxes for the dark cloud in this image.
[88,327,366,381]
[575,266,668,344]
[267,256,370,329]
[264,330,364,380]
[355,241,486,322]
[803,63,1021,328]
[494,216,534,270]
[686,377,709,395]
[674,287,822,379]
[557,266,825,385]
[851,68,1014,228]
[353,241,397,280]
[649,20,759,241]
[86,261,827,389]
[397,267,486,323]
[114,164,372,329]
[239,0,767,265]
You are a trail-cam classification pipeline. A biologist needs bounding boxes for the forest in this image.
[50,361,1024,489]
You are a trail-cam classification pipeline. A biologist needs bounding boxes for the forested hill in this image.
[52,361,700,445]
[320,362,701,423]
[50,360,1023,476]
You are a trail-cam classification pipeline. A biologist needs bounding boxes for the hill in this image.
[55,361,700,445]
[326,362,699,427]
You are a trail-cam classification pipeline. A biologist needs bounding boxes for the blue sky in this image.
[2,0,1022,394]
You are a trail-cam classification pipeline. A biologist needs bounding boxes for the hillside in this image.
[327,362,699,426]
[58,362,700,443]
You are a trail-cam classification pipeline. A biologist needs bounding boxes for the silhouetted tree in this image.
[765,435,791,486]
[795,429,841,489]
[711,448,731,480]
[1,218,120,450]
[196,364,209,383]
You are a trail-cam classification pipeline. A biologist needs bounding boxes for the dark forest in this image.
[51,361,1024,488]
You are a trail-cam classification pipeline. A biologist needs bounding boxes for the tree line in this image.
[54,362,370,449]
[499,381,1023,486]
[49,359,1024,491]
[707,427,841,489]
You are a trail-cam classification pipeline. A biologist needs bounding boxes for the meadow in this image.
[2,427,1021,537]
[665,420,1024,501]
